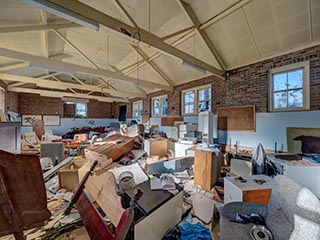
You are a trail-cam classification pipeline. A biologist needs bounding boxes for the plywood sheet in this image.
[85,168,124,226]
[161,116,183,126]
[0,150,51,237]
[218,105,256,131]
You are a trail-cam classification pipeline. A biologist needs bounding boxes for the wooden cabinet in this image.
[224,175,272,205]
[194,149,222,191]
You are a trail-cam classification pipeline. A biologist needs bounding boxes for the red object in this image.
[76,189,143,240]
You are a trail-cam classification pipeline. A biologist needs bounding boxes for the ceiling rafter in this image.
[0,62,30,71]
[0,23,79,34]
[121,29,195,76]
[161,26,194,41]
[112,0,138,28]
[199,0,253,30]
[110,65,147,96]
[52,75,77,94]
[129,44,174,86]
[30,0,224,76]
[178,0,226,70]
[40,10,49,59]
[1,73,144,98]
[8,87,128,103]
[0,47,172,90]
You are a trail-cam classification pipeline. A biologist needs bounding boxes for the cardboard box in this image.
[144,138,168,157]
[59,160,91,191]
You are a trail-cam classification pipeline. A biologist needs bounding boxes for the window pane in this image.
[184,91,194,103]
[288,69,303,89]
[274,91,287,109]
[76,103,87,117]
[153,99,160,116]
[198,100,210,112]
[288,89,303,108]
[273,73,287,91]
[199,88,210,101]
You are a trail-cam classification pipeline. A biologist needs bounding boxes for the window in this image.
[132,100,143,118]
[182,85,211,115]
[64,101,87,117]
[152,95,168,117]
[269,62,309,111]
[0,87,4,112]
[76,102,87,117]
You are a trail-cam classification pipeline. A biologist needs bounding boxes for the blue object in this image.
[180,222,211,240]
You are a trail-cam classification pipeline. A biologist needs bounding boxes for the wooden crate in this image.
[144,138,168,157]
[59,160,91,191]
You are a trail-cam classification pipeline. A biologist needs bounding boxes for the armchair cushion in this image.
[221,201,268,219]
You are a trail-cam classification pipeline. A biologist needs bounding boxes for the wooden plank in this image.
[85,168,124,226]
[0,150,51,237]
[85,134,134,161]
[217,105,256,131]
[161,116,183,126]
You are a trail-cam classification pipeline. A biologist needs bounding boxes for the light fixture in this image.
[181,60,207,74]
[23,0,100,31]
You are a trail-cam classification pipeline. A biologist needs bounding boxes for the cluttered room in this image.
[0,0,320,239]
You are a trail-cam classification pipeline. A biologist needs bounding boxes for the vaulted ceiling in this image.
[0,0,319,102]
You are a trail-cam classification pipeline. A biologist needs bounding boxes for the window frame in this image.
[0,87,4,112]
[181,84,211,116]
[151,95,168,117]
[268,61,310,112]
[132,100,143,118]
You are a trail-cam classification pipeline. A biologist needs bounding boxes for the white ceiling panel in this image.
[312,0,320,40]
[184,0,239,24]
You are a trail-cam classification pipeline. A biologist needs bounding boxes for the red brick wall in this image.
[130,44,320,115]
[18,93,64,116]
[87,100,113,118]
[0,81,19,113]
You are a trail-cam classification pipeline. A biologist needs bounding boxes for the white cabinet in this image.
[224,175,273,205]
[198,111,213,144]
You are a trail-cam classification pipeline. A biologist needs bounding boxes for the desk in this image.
[85,167,183,240]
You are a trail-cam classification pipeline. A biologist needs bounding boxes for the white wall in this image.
[151,110,320,151]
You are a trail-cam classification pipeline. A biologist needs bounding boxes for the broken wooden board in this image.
[85,166,124,226]
[0,150,51,237]
[85,133,134,163]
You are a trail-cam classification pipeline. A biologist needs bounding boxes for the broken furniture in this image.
[198,111,214,144]
[85,133,135,165]
[66,133,88,155]
[175,141,196,158]
[144,138,168,158]
[220,175,320,240]
[0,150,51,240]
[40,142,64,165]
[85,165,183,239]
[58,160,91,191]
[224,175,272,205]
[194,148,222,191]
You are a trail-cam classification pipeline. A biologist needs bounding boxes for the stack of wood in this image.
[85,133,135,166]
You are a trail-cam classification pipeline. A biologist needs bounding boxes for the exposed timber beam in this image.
[0,62,29,71]
[0,23,79,34]
[129,44,174,86]
[199,0,253,30]
[113,0,138,28]
[110,65,147,97]
[179,0,226,70]
[8,87,128,103]
[49,52,73,60]
[0,47,172,91]
[28,0,224,76]
[40,10,49,59]
[0,73,145,98]
[161,26,194,41]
